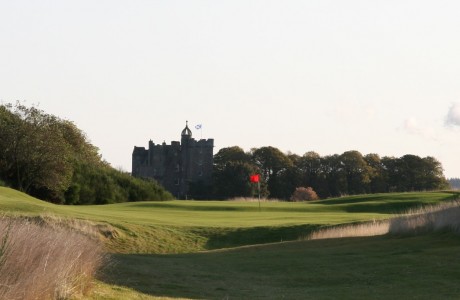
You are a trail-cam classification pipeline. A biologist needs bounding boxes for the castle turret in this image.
[181,121,192,140]
[132,121,213,199]
[180,121,192,198]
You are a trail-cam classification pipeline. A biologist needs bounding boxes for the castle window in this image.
[198,170,203,177]
[175,164,180,172]
[174,178,180,185]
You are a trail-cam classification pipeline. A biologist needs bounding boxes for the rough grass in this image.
[390,200,460,235]
[0,217,107,300]
[309,200,460,240]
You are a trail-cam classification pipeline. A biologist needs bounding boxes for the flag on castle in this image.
[195,124,203,139]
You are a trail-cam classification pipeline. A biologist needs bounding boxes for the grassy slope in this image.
[1,187,460,299]
[104,234,460,300]
[1,187,458,253]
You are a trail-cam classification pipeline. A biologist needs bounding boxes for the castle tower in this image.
[181,121,192,139]
[132,121,214,199]
[180,121,192,198]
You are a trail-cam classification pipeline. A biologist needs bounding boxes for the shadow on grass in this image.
[317,192,460,215]
[101,234,460,300]
[318,191,459,206]
[196,224,322,250]
[99,224,321,298]
[342,200,430,214]
[131,202,244,211]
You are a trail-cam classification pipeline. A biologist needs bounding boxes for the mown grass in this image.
[101,234,460,300]
[1,187,458,254]
[1,187,460,299]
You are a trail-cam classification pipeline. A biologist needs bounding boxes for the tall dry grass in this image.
[308,220,390,240]
[389,201,460,235]
[308,200,460,240]
[0,216,107,300]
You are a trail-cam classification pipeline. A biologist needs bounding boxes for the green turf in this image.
[1,187,458,253]
[2,187,457,228]
[2,187,460,299]
[103,234,460,300]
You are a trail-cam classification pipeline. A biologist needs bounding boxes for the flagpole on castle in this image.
[195,124,203,139]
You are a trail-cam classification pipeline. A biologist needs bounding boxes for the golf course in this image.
[1,187,460,299]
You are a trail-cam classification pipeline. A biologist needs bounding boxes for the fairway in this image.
[1,187,456,229]
[104,234,460,300]
[1,187,458,253]
[1,187,460,299]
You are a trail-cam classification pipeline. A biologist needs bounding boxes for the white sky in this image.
[1,1,459,177]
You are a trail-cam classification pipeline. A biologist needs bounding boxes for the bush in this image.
[290,187,319,201]
[66,162,174,205]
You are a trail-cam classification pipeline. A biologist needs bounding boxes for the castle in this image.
[132,122,214,199]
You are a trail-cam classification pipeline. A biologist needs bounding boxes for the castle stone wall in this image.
[132,124,214,199]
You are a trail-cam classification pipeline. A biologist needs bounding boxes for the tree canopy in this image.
[0,102,172,203]
[212,146,449,200]
[1,103,448,203]
[0,103,73,197]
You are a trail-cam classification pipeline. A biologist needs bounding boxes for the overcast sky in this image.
[1,1,459,177]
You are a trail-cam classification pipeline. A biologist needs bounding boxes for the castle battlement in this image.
[132,122,214,199]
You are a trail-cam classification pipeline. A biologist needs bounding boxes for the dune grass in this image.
[0,217,106,300]
[309,200,460,240]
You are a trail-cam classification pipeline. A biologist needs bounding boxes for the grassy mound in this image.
[101,234,460,300]
[1,187,459,253]
[2,187,460,299]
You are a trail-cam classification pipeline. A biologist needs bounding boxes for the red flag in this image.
[250,174,260,183]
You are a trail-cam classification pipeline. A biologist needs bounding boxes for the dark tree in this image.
[270,165,302,200]
[0,103,72,200]
[420,156,448,190]
[319,154,347,197]
[213,161,268,199]
[0,102,173,204]
[213,146,251,171]
[252,146,293,198]
[364,153,388,193]
[340,150,372,195]
[298,151,322,189]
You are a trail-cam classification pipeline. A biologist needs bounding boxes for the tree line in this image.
[0,103,450,203]
[204,146,449,200]
[0,103,173,204]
